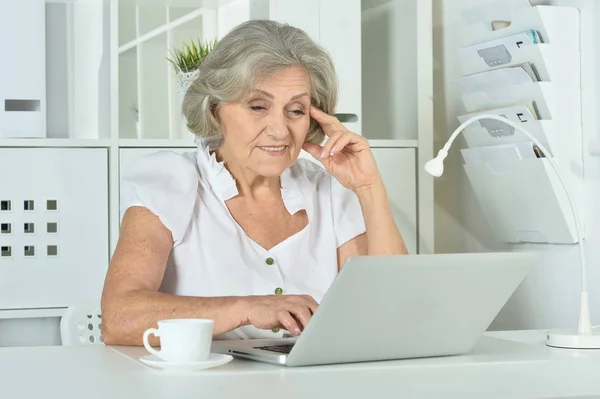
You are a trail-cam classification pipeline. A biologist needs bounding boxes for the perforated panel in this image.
[0,148,109,309]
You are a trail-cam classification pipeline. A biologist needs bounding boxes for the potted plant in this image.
[167,37,216,106]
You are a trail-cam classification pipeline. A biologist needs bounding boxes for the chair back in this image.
[60,301,103,345]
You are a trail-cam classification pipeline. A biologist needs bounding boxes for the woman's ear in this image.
[210,103,220,122]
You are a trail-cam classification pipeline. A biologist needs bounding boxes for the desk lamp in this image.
[425,114,600,349]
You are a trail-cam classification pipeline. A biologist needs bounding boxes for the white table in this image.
[2,330,600,398]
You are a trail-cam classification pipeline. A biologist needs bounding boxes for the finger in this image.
[277,310,302,336]
[290,306,313,330]
[301,142,324,160]
[301,296,319,314]
[310,106,344,137]
[320,132,344,159]
[310,106,338,126]
[329,133,355,156]
[301,142,332,171]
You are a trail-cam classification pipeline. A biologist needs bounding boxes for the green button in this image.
[274,287,283,295]
[266,257,274,265]
[272,328,280,333]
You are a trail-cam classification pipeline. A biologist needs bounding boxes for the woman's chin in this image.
[256,158,298,177]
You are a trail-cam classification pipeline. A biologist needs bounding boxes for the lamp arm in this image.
[441,114,589,334]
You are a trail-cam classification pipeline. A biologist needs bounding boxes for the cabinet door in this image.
[371,148,417,254]
[0,148,109,309]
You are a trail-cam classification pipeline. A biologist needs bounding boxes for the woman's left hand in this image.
[302,106,382,192]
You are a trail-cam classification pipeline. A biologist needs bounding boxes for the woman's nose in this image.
[265,112,290,139]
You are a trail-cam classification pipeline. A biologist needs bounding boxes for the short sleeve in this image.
[330,177,366,247]
[120,151,199,245]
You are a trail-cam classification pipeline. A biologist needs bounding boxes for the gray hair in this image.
[182,19,338,150]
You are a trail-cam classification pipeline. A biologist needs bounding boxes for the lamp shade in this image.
[424,149,448,177]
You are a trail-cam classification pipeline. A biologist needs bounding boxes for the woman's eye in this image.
[250,105,266,111]
[291,109,306,116]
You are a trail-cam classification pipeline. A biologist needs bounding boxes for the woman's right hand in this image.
[243,295,318,336]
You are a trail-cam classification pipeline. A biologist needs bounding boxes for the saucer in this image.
[139,353,233,372]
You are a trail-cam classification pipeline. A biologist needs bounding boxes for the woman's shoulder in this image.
[120,150,200,244]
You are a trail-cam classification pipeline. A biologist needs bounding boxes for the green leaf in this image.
[166,36,216,73]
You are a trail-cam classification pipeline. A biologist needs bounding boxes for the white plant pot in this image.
[177,70,200,143]
[177,69,200,103]
[177,70,199,144]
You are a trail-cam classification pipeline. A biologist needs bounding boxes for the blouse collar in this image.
[195,143,308,215]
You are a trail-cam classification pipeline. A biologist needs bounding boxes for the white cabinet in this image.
[0,148,109,309]
[371,148,418,255]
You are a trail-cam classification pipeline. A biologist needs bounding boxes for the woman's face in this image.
[216,65,312,178]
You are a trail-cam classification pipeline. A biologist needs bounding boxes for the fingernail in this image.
[320,151,326,158]
[330,149,335,156]
[294,328,301,335]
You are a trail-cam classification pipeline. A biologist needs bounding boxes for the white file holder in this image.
[0,0,46,139]
[463,157,581,244]
[457,3,583,245]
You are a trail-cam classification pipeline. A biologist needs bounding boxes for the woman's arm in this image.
[302,107,408,270]
[101,207,248,346]
[355,181,407,255]
[337,181,407,269]
[102,207,318,345]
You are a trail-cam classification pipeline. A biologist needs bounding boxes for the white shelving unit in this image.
[0,0,434,319]
[117,2,219,141]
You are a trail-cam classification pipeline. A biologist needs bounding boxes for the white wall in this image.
[433,0,600,330]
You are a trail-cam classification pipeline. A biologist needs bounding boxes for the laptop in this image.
[212,252,536,367]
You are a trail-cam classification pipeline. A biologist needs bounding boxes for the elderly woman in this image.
[101,19,407,346]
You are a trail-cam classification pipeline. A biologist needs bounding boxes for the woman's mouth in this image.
[258,145,287,155]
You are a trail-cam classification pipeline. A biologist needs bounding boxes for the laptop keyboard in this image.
[253,344,295,354]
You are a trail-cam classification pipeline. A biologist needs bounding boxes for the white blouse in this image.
[120,145,366,339]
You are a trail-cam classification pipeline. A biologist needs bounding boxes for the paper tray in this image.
[459,120,578,159]
[460,6,579,50]
[463,157,581,244]
[460,44,579,85]
[461,82,580,121]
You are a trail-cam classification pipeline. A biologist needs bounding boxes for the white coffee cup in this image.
[143,318,214,363]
